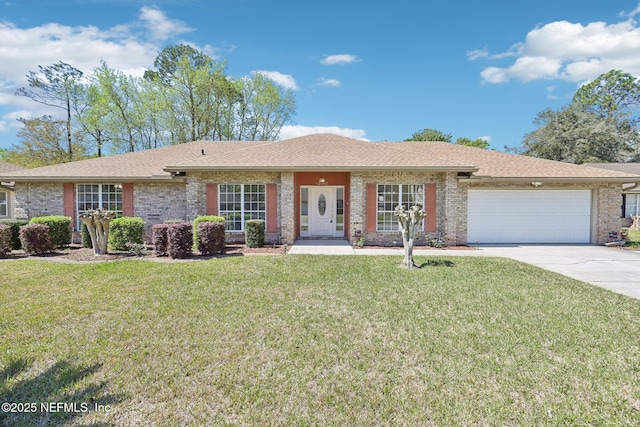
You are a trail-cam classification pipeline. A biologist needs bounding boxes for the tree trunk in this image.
[401,233,417,269]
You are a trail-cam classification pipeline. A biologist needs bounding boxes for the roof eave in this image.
[4,175,180,183]
[163,165,480,173]
[459,176,640,184]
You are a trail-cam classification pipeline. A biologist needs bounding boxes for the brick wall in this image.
[350,171,454,246]
[133,181,187,225]
[186,171,284,244]
[13,182,64,220]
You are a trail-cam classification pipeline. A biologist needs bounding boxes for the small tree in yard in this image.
[80,209,116,255]
[395,205,427,269]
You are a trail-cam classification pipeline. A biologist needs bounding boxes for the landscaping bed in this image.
[0,243,287,263]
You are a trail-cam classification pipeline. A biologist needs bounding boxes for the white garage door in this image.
[467,189,592,244]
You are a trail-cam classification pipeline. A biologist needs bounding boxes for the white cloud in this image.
[252,70,299,90]
[278,125,368,141]
[477,135,492,143]
[318,78,341,88]
[475,7,640,84]
[139,5,193,41]
[0,7,215,108]
[320,54,361,65]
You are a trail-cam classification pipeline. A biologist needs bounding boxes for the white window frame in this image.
[0,190,7,217]
[625,193,640,217]
[218,184,266,231]
[376,184,425,232]
[76,184,123,229]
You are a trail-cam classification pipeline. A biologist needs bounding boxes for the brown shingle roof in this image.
[0,134,638,183]
[0,161,26,173]
[165,134,475,172]
[584,162,640,175]
[387,142,640,181]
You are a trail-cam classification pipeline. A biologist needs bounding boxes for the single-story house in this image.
[586,163,640,227]
[1,134,639,246]
[0,161,27,221]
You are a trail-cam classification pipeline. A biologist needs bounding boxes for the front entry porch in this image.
[293,172,350,241]
[300,186,345,238]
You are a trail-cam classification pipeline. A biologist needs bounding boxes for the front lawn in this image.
[1,256,639,425]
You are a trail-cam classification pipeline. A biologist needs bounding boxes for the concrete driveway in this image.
[469,245,640,300]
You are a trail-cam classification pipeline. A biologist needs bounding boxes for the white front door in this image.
[310,187,334,236]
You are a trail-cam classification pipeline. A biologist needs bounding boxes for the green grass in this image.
[1,256,639,426]
[627,229,640,246]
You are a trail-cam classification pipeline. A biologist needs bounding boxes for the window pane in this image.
[0,191,7,216]
[377,184,423,232]
[220,183,266,231]
[626,194,640,217]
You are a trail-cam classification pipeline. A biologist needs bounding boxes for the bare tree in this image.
[394,205,427,269]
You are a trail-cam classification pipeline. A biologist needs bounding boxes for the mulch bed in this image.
[1,244,288,263]
[2,243,522,263]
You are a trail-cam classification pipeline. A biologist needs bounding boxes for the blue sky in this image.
[1,0,640,152]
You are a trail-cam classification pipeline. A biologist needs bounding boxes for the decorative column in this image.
[185,175,203,222]
[349,173,364,244]
[280,172,295,244]
[443,172,465,245]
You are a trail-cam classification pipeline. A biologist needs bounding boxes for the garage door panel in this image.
[468,190,591,244]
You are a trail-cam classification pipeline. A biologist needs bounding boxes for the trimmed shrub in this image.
[0,224,12,257]
[0,220,29,250]
[193,215,224,247]
[245,219,265,248]
[163,219,185,224]
[81,222,92,248]
[168,222,193,259]
[19,223,54,255]
[198,221,226,255]
[152,224,169,256]
[108,217,145,251]
[29,216,71,248]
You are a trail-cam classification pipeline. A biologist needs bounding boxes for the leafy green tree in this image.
[573,69,640,159]
[518,105,634,164]
[6,116,88,167]
[146,45,235,144]
[15,61,85,161]
[234,72,296,140]
[0,148,7,160]
[405,128,452,142]
[573,70,640,118]
[91,61,145,153]
[454,137,490,149]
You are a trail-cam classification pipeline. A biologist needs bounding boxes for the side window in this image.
[0,191,7,217]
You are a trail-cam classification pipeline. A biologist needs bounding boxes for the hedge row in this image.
[245,219,265,248]
[152,218,227,258]
[19,223,54,255]
[108,217,145,251]
[0,224,11,257]
[0,220,29,250]
[29,216,71,248]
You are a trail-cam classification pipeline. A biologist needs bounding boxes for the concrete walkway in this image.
[288,240,640,300]
[287,239,356,255]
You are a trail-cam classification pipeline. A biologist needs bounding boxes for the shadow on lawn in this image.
[418,259,455,268]
[0,358,120,426]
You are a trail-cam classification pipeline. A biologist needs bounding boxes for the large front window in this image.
[219,184,266,231]
[0,191,7,217]
[625,193,640,217]
[76,184,123,229]
[377,184,424,231]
